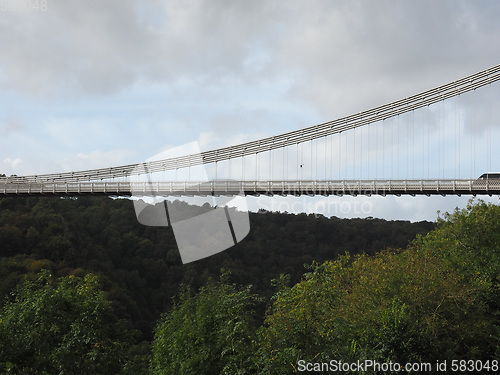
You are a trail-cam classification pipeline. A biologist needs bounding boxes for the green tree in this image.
[419,199,500,280]
[151,270,261,375]
[259,200,500,373]
[258,261,354,374]
[0,270,133,374]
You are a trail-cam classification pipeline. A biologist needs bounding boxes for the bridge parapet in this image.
[1,179,499,197]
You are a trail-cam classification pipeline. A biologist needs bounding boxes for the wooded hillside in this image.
[0,196,464,373]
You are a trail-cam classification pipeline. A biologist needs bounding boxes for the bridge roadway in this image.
[1,179,499,197]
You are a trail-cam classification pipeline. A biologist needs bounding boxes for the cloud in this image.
[272,0,500,117]
[0,113,25,134]
[0,0,153,95]
[2,1,498,114]
[0,0,286,97]
[2,157,23,171]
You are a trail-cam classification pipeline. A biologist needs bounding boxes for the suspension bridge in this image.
[2,64,500,198]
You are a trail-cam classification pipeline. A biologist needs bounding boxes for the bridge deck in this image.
[1,179,499,197]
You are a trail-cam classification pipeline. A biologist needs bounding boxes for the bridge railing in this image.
[1,179,500,196]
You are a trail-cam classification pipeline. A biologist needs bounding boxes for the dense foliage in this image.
[0,196,431,341]
[151,270,262,374]
[0,271,133,374]
[152,200,500,374]
[7,195,494,373]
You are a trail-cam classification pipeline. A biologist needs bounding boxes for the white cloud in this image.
[2,157,23,171]
[272,0,500,118]
[1,1,499,103]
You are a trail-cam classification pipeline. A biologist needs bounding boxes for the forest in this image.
[0,196,498,374]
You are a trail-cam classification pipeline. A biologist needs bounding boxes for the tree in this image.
[419,199,500,280]
[258,200,500,373]
[0,270,133,374]
[257,261,354,374]
[151,270,262,375]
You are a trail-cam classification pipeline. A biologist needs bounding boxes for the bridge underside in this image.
[1,180,499,197]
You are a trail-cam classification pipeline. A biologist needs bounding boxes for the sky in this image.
[1,0,500,222]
